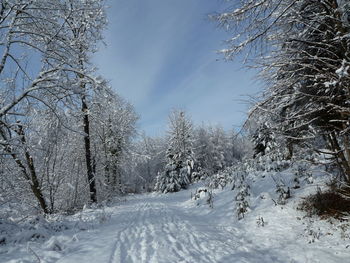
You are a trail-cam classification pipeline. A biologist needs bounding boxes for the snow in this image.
[336,59,349,78]
[1,173,350,263]
[324,80,338,88]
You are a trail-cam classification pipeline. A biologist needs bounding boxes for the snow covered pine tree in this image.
[155,110,195,193]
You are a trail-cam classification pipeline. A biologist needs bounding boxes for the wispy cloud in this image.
[94,0,260,135]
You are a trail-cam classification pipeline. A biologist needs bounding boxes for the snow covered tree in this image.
[131,134,167,192]
[192,125,246,180]
[61,0,107,203]
[226,130,250,164]
[155,110,194,193]
[234,173,250,220]
[0,0,110,213]
[209,125,228,173]
[192,125,213,179]
[251,121,275,158]
[214,0,350,181]
[91,87,138,197]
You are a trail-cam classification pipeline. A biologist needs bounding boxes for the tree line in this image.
[0,1,246,214]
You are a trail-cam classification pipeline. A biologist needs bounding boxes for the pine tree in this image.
[154,153,184,193]
[155,110,194,193]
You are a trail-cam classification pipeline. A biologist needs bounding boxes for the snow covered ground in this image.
[1,176,350,263]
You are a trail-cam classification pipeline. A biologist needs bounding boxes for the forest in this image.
[0,0,350,262]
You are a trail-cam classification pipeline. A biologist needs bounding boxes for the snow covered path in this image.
[55,194,259,263]
[2,184,350,263]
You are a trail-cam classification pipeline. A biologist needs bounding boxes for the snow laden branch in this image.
[215,0,350,181]
[0,0,116,213]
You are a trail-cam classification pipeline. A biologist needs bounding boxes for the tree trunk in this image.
[327,132,350,183]
[81,95,97,203]
[18,125,49,213]
[342,134,350,183]
[286,140,294,160]
[0,124,49,213]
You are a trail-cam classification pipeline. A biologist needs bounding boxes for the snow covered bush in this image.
[190,168,208,183]
[256,216,265,227]
[192,187,213,208]
[207,166,235,190]
[292,162,314,188]
[234,174,251,220]
[273,177,291,205]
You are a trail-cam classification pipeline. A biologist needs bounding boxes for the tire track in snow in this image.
[117,200,239,263]
[58,195,250,263]
[108,202,151,263]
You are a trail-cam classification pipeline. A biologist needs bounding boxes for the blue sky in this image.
[93,0,260,136]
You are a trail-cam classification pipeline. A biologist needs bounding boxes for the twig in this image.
[27,243,41,263]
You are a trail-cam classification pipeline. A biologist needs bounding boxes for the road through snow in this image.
[54,191,273,263]
[4,185,349,263]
